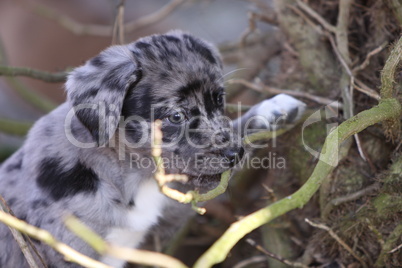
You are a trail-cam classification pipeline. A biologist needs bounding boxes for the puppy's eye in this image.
[167,112,186,124]
[216,93,225,106]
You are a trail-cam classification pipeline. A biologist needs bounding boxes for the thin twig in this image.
[229,78,341,108]
[352,42,388,74]
[295,0,336,33]
[151,120,232,215]
[388,243,402,254]
[0,196,47,267]
[111,0,125,45]
[64,215,188,268]
[233,255,267,268]
[305,218,368,268]
[246,238,308,268]
[0,210,111,268]
[24,0,185,37]
[0,37,57,112]
[0,196,41,268]
[322,183,380,219]
[0,66,68,83]
[125,0,185,33]
[353,79,380,100]
[0,118,33,136]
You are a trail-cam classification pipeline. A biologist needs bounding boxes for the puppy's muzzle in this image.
[223,146,244,167]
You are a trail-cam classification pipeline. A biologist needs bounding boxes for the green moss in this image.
[373,193,402,219]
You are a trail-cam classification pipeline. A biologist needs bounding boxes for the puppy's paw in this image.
[243,94,306,131]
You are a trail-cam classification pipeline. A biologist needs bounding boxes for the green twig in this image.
[0,210,111,268]
[151,120,233,214]
[0,65,68,83]
[64,215,188,268]
[0,118,33,136]
[193,98,401,268]
[0,37,57,112]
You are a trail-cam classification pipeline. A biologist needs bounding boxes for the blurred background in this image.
[0,0,401,267]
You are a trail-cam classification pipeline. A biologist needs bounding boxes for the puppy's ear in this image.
[66,45,141,145]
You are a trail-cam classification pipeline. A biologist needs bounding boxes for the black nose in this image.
[223,147,245,167]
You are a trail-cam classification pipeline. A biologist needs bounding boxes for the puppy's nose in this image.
[223,147,244,167]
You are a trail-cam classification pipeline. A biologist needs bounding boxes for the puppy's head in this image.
[66,30,243,180]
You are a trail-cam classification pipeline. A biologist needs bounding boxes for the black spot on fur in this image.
[31,199,49,210]
[203,91,218,118]
[136,41,151,49]
[102,62,133,90]
[18,213,27,222]
[189,118,200,129]
[36,158,100,201]
[190,107,201,117]
[122,83,154,120]
[5,152,23,172]
[47,218,55,225]
[136,41,158,61]
[183,34,217,65]
[177,80,202,103]
[165,35,181,43]
[113,198,122,205]
[90,56,105,67]
[78,87,99,100]
[44,125,53,136]
[74,108,100,143]
[128,199,135,207]
[6,197,16,207]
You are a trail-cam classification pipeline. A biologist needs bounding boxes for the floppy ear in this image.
[65,45,141,145]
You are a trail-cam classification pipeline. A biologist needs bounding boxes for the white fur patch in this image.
[102,179,167,267]
[255,94,306,129]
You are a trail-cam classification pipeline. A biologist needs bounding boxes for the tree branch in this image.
[0,210,111,268]
[0,65,68,83]
[305,219,368,268]
[0,196,41,268]
[64,215,188,268]
[0,118,33,136]
[193,98,401,268]
[25,0,185,37]
[228,78,341,108]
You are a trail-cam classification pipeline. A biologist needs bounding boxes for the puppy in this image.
[0,30,305,267]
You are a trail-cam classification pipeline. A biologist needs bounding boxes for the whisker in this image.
[219,67,250,83]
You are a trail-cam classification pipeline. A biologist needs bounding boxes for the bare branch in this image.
[125,0,185,33]
[25,0,186,37]
[246,238,308,268]
[0,210,112,268]
[0,196,41,268]
[0,65,68,83]
[295,0,336,33]
[111,0,126,45]
[228,78,341,108]
[305,219,368,268]
[389,243,402,254]
[64,215,188,268]
[352,42,388,74]
[322,183,380,219]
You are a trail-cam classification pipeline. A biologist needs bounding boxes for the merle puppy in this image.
[0,30,305,267]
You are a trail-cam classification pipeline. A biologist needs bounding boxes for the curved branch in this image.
[381,36,402,99]
[0,66,68,83]
[0,210,111,268]
[193,98,401,268]
[26,0,185,37]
